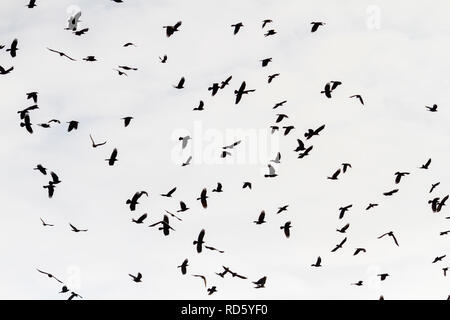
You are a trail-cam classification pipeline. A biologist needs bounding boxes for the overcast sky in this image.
[0,0,449,300]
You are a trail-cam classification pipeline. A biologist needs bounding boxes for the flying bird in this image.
[353,248,366,256]
[304,124,325,139]
[264,164,277,178]
[0,65,14,75]
[243,182,252,189]
[34,164,47,175]
[366,203,378,210]
[425,104,438,112]
[311,256,322,267]
[177,201,189,212]
[338,205,352,219]
[179,136,191,149]
[47,47,76,61]
[40,218,54,227]
[105,148,118,166]
[121,116,133,127]
[182,156,192,167]
[212,183,223,193]
[432,255,446,264]
[378,273,389,281]
[6,38,18,57]
[260,58,272,67]
[328,169,341,180]
[36,269,63,283]
[337,223,350,233]
[20,114,33,134]
[231,22,244,34]
[159,55,168,63]
[163,21,182,37]
[349,95,364,105]
[277,205,289,214]
[280,221,292,238]
[161,187,177,197]
[378,231,399,247]
[192,274,207,287]
[69,223,88,233]
[126,191,148,211]
[174,77,185,89]
[73,28,89,36]
[273,100,287,109]
[149,215,175,236]
[89,134,106,148]
[253,276,267,289]
[193,100,204,111]
[430,182,440,193]
[234,81,255,104]
[193,229,205,253]
[26,0,37,8]
[26,92,38,103]
[311,22,325,32]
[67,121,79,132]
[197,188,208,209]
[420,158,432,169]
[262,19,272,28]
[331,237,347,252]
[383,189,399,196]
[220,76,233,89]
[129,273,142,283]
[131,213,147,224]
[268,73,280,83]
[264,29,277,37]
[394,172,410,184]
[177,259,188,275]
[253,211,266,225]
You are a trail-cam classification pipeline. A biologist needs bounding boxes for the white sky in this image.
[0,0,449,300]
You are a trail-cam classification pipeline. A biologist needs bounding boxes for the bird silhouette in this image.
[149,215,175,236]
[432,255,446,263]
[197,188,208,209]
[40,218,54,227]
[34,164,47,175]
[174,77,185,89]
[161,187,177,197]
[337,223,350,233]
[6,38,18,57]
[430,182,440,193]
[383,189,399,196]
[349,95,364,105]
[420,158,432,169]
[338,205,352,219]
[243,182,252,189]
[304,124,325,139]
[105,148,118,166]
[159,55,167,63]
[126,191,148,211]
[280,221,292,238]
[177,201,189,212]
[294,139,306,152]
[47,47,76,61]
[311,256,322,267]
[253,276,267,288]
[425,104,438,112]
[378,273,389,281]
[234,81,255,104]
[328,169,341,180]
[353,248,366,256]
[268,73,280,83]
[129,272,142,282]
[311,22,325,32]
[163,21,182,37]
[394,171,410,184]
[378,231,399,247]
[260,58,272,67]
[212,183,223,193]
[253,211,266,224]
[262,19,272,28]
[177,259,188,275]
[131,213,147,224]
[273,100,287,109]
[193,229,205,253]
[67,121,79,132]
[331,237,347,252]
[192,274,207,287]
[231,22,244,35]
[69,223,88,232]
[36,269,63,283]
[89,134,106,148]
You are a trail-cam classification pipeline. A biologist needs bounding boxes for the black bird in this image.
[212,183,223,192]
[105,148,118,166]
[311,22,325,32]
[331,237,347,252]
[342,163,352,173]
[220,76,232,89]
[182,156,192,167]
[432,255,446,264]
[193,100,204,111]
[131,213,147,224]
[83,56,97,62]
[163,21,182,37]
[26,92,38,103]
[243,182,252,189]
[164,210,183,222]
[121,116,133,127]
[275,114,288,123]
[304,124,325,139]
[268,73,280,83]
[294,139,305,152]
[126,191,148,211]
[43,184,55,198]
[223,140,242,150]
[36,269,63,283]
[50,172,61,185]
[254,210,266,225]
[26,0,37,8]
[437,195,449,212]
[0,65,14,75]
[60,286,69,293]
[273,100,287,109]
[149,215,175,236]
[34,164,47,175]
[328,169,341,180]
[394,172,410,184]
[40,218,54,227]
[443,267,448,277]
[234,81,255,104]
[159,55,168,63]
[129,272,142,283]
[208,83,220,96]
[378,231,399,247]
[420,158,431,169]
[261,58,272,67]
[352,281,363,286]
[262,19,272,28]
[383,189,399,196]
[197,188,208,209]
[429,197,440,213]
[338,205,352,219]
[425,104,438,112]
[439,230,450,236]
[298,145,313,159]
[179,135,191,149]
[280,221,292,238]
[231,22,243,35]
[174,77,185,89]
[311,256,322,267]
[330,81,342,90]
[177,201,189,212]
[378,273,389,281]
[69,224,87,233]
[123,42,137,47]
[207,286,217,295]
[20,114,33,134]
[321,83,332,98]
[177,259,188,275]
[67,121,79,132]
[6,39,18,57]
[264,29,277,37]
[270,126,279,134]
[47,47,76,61]
[192,274,207,287]
[89,134,106,148]
[277,205,288,214]
[337,223,350,233]
[205,246,225,253]
[349,95,364,105]
[283,126,295,136]
[67,292,82,300]
[119,65,138,71]
[353,248,366,256]
[161,187,176,197]
[193,229,205,253]
[37,123,51,128]
[73,28,89,36]
[366,203,378,210]
[114,68,127,76]
[253,276,267,289]
[430,182,440,193]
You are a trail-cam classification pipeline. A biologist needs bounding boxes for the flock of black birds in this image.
[3,0,449,300]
